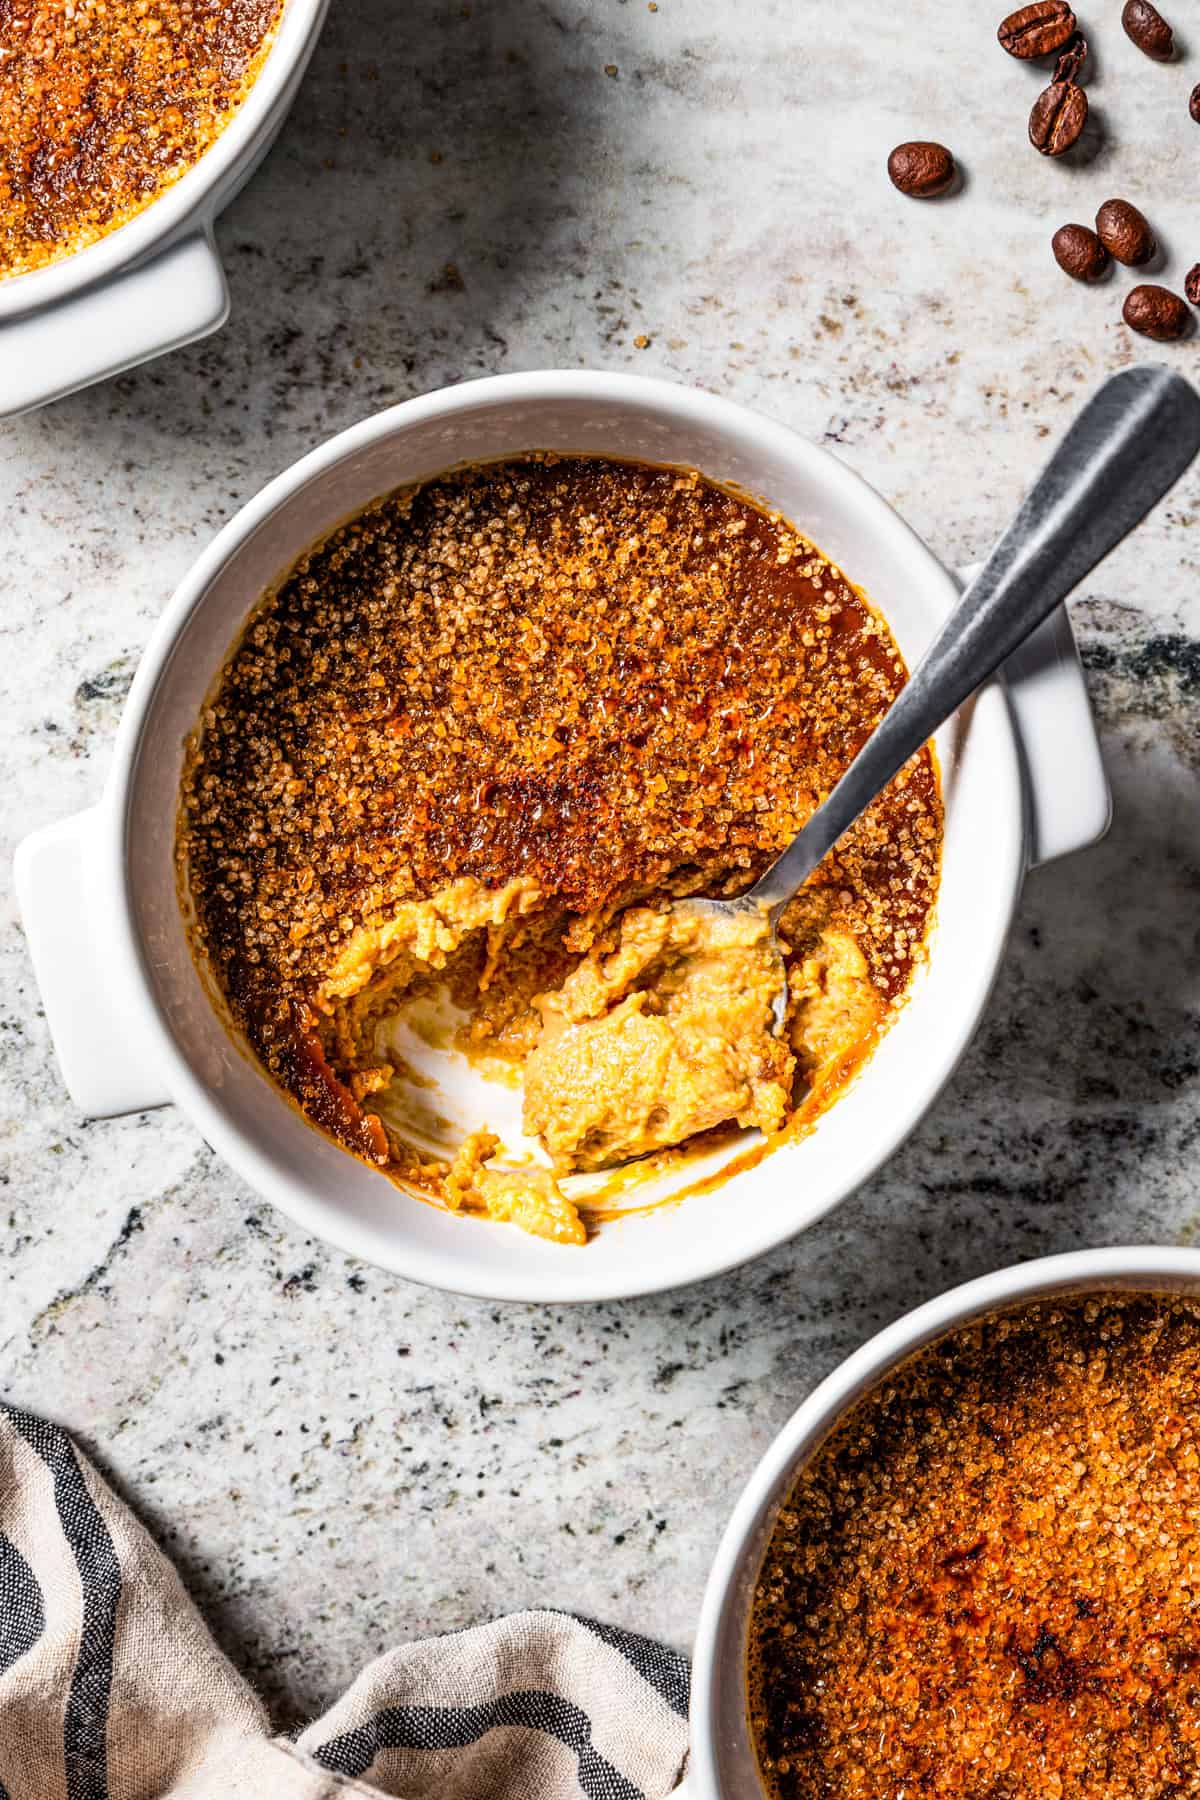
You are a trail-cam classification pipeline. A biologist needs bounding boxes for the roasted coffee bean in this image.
[1186,265,1200,307]
[1190,82,1200,122]
[1123,285,1189,339]
[1030,82,1088,154]
[1122,0,1174,58]
[998,1,1076,58]
[1053,32,1089,82]
[1096,198,1156,266]
[1052,222,1110,281]
[887,141,956,198]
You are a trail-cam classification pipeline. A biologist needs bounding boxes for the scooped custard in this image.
[178,456,942,1243]
[523,903,794,1172]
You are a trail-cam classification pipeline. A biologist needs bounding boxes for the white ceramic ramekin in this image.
[14,371,1110,1303]
[0,0,329,419]
[685,1245,1200,1799]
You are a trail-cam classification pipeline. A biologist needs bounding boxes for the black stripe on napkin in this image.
[311,1691,645,1800]
[4,1407,119,1800]
[568,1613,689,1718]
[0,1531,45,1676]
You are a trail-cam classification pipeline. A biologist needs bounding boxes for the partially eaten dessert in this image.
[178,456,941,1243]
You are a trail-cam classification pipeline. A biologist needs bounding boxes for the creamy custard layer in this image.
[303,876,894,1244]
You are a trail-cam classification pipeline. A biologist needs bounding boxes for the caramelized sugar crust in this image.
[1,0,283,277]
[749,1293,1200,1800]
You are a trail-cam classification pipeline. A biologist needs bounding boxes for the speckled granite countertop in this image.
[2,0,1199,1730]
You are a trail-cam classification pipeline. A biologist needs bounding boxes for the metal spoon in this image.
[680,364,1200,1031]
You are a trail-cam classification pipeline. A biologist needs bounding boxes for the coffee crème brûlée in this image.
[748,1293,1200,1800]
[1,0,284,279]
[178,457,942,1245]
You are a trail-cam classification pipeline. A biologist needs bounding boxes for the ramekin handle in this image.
[0,231,229,419]
[1002,605,1111,869]
[953,563,1111,869]
[14,809,171,1117]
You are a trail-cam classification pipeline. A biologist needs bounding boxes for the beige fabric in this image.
[166,1741,385,1799]
[0,1407,690,1800]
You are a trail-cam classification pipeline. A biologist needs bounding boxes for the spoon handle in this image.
[749,364,1200,915]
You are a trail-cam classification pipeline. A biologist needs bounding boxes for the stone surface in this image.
[2,0,1199,1732]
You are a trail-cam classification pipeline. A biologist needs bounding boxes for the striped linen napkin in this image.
[0,1405,690,1800]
